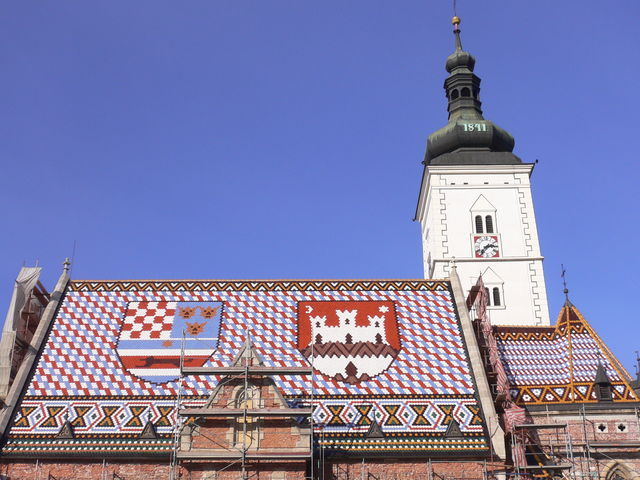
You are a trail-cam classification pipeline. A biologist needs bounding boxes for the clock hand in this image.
[480,243,498,255]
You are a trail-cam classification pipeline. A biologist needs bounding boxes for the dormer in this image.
[594,363,613,402]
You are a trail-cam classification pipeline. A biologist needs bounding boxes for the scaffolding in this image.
[169,331,313,480]
[510,423,574,479]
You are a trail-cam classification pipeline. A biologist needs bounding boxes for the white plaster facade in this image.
[416,163,550,326]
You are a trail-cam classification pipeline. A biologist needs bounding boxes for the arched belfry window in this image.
[492,287,501,306]
[451,89,459,100]
[461,87,470,97]
[470,195,497,236]
[485,215,494,233]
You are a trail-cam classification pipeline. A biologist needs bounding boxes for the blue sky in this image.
[1,1,639,374]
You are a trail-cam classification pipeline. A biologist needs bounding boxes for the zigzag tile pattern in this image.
[309,396,484,435]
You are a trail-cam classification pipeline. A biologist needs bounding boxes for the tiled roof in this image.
[495,302,639,405]
[4,280,490,455]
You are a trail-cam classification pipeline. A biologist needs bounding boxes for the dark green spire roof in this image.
[425,17,520,165]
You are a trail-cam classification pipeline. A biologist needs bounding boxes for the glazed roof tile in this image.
[5,279,490,455]
[495,302,639,405]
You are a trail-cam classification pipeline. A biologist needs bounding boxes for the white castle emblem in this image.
[298,301,400,384]
[310,309,388,345]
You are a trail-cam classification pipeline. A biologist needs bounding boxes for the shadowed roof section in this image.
[494,302,639,405]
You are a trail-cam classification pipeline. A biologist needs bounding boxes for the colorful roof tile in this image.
[4,280,491,456]
[495,301,639,405]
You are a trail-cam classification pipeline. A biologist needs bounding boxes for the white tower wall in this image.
[416,163,550,326]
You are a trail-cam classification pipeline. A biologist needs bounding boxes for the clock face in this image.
[473,235,500,258]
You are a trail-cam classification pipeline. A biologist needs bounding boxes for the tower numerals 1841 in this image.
[462,123,487,132]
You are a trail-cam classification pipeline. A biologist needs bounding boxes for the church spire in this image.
[425,16,518,165]
[444,16,482,121]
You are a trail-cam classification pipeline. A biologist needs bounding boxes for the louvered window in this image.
[597,384,613,402]
[475,216,483,233]
[485,215,494,233]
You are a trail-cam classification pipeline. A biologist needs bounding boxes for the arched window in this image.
[606,464,630,480]
[485,215,494,233]
[492,287,501,306]
[234,386,259,448]
[451,89,459,100]
[461,87,470,97]
[475,215,483,233]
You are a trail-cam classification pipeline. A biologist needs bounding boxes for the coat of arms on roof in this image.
[116,301,223,384]
[297,301,401,384]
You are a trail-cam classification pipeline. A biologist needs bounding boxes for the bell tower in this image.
[415,17,550,326]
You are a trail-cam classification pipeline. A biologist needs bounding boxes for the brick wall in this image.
[185,376,309,453]
[0,459,310,480]
[1,458,531,480]
[526,408,640,480]
[0,460,172,480]
[321,459,501,480]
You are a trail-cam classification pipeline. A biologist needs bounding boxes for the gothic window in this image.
[492,287,501,306]
[461,87,470,97]
[606,465,630,480]
[470,195,497,235]
[233,386,260,448]
[485,215,494,233]
[480,268,504,310]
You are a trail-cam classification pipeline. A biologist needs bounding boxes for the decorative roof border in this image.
[509,382,638,405]
[2,438,171,456]
[493,326,555,341]
[69,280,449,293]
[2,436,489,456]
[21,393,476,401]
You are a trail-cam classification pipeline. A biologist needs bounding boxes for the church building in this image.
[0,16,638,480]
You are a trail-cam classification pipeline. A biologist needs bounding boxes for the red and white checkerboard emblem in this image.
[120,302,175,340]
[297,301,401,384]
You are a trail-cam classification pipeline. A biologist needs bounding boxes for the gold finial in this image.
[452,16,461,32]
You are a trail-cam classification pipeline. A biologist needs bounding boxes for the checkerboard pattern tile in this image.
[120,302,176,340]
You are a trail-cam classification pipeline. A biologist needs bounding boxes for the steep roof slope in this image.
[495,301,638,406]
[3,279,492,457]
